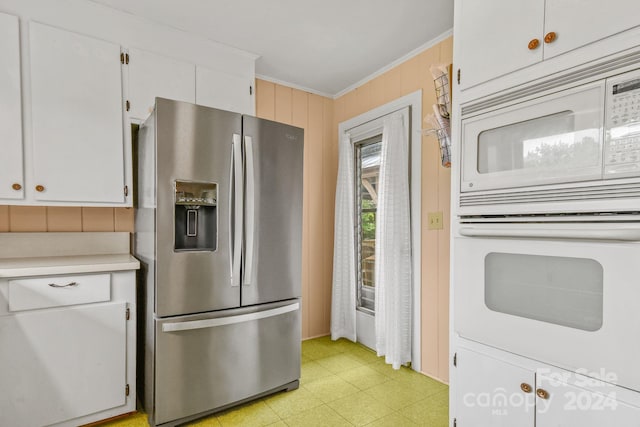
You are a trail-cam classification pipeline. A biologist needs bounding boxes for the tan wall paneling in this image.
[256,80,333,339]
[306,94,327,337]
[256,79,276,120]
[334,37,453,383]
[114,208,135,233]
[0,206,9,232]
[274,85,293,125]
[8,206,47,231]
[2,206,133,232]
[291,89,310,339]
[81,208,115,232]
[47,207,83,232]
[322,97,336,332]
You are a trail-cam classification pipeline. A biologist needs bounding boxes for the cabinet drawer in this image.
[9,273,111,311]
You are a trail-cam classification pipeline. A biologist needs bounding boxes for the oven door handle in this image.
[459,227,640,241]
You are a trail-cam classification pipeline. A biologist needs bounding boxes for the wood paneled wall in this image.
[0,206,134,232]
[333,37,453,383]
[256,35,453,383]
[255,79,336,340]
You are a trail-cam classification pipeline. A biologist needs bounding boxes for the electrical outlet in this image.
[427,211,444,230]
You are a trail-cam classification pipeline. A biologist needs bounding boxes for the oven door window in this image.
[484,252,603,331]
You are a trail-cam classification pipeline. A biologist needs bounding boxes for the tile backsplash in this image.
[0,206,134,232]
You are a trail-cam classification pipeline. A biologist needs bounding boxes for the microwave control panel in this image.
[605,69,640,178]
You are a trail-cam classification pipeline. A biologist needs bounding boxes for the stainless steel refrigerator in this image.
[134,98,303,427]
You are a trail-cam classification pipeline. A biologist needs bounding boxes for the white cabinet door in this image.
[456,0,544,89]
[29,22,125,203]
[536,373,640,427]
[128,48,195,121]
[544,0,640,60]
[0,12,24,200]
[455,348,535,427]
[0,302,127,427]
[196,66,253,114]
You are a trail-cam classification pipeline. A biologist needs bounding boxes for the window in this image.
[355,135,382,313]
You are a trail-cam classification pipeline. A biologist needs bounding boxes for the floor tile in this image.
[315,353,365,374]
[302,374,359,403]
[282,404,352,427]
[93,336,448,427]
[215,400,280,427]
[187,415,221,426]
[365,379,426,410]
[300,359,334,384]
[398,391,449,427]
[337,364,390,390]
[345,345,381,365]
[263,387,324,418]
[301,340,335,360]
[364,412,418,426]
[328,390,395,426]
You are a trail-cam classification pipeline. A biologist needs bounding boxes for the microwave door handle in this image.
[230,134,243,287]
[243,135,255,286]
[459,227,640,241]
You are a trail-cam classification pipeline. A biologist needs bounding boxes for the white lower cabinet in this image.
[455,348,535,427]
[0,270,136,427]
[454,345,640,427]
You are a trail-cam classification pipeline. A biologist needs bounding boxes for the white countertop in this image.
[0,232,140,278]
[0,254,140,278]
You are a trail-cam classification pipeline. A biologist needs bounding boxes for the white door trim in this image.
[338,90,422,372]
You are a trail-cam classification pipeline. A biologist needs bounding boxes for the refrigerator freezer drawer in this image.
[153,300,301,425]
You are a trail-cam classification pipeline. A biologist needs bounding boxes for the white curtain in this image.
[375,112,412,369]
[331,134,357,341]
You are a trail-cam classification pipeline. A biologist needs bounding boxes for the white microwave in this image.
[459,68,640,216]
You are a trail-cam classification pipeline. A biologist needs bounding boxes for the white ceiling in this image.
[89,0,453,97]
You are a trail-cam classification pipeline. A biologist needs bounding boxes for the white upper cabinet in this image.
[196,66,254,115]
[544,0,640,60]
[29,22,126,203]
[456,0,640,91]
[127,48,196,121]
[0,13,24,201]
[456,0,544,90]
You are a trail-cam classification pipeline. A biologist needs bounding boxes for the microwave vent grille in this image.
[459,182,640,207]
[462,50,640,117]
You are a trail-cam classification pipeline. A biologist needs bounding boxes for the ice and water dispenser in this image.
[174,181,217,251]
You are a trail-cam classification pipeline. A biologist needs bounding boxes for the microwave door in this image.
[461,80,605,193]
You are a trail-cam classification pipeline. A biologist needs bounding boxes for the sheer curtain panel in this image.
[374,112,412,369]
[331,134,357,341]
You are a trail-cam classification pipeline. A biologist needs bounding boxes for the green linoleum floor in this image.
[100,336,449,427]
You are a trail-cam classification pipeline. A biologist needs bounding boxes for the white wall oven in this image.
[459,68,640,216]
[454,222,640,392]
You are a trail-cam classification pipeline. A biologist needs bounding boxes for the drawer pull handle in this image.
[48,282,78,288]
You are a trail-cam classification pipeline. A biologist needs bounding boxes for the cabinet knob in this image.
[527,39,540,50]
[544,32,557,44]
[35,185,45,192]
[12,183,22,191]
[536,388,550,399]
[520,383,533,393]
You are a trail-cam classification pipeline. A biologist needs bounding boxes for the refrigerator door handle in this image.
[162,302,299,332]
[243,135,256,286]
[230,134,243,287]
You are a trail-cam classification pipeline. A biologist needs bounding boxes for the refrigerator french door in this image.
[135,98,303,426]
